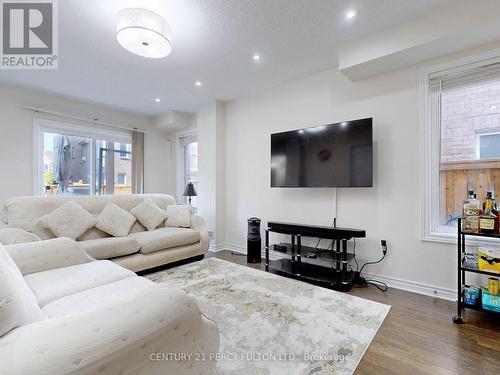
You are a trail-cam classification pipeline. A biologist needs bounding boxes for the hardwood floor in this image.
[211,250,500,375]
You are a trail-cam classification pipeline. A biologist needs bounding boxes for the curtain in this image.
[131,130,145,194]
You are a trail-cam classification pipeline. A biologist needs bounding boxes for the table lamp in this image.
[183,182,197,204]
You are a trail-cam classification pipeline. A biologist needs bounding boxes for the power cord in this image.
[355,278,388,292]
[358,247,387,274]
[365,279,388,292]
[315,218,337,249]
[354,240,388,292]
[352,238,359,271]
[230,252,246,256]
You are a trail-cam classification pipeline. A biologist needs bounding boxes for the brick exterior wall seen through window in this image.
[440,80,500,163]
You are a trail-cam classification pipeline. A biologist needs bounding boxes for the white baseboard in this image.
[208,243,227,252]
[225,243,246,253]
[208,243,457,301]
[361,272,456,301]
[209,243,246,253]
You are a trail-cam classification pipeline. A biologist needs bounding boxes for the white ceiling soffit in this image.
[151,110,193,132]
[338,0,500,81]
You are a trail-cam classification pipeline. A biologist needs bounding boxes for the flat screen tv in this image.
[271,118,373,188]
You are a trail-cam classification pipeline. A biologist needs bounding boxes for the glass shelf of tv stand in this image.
[269,242,354,269]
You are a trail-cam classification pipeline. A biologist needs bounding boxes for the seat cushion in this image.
[130,227,201,254]
[24,260,136,307]
[42,276,155,318]
[78,237,140,259]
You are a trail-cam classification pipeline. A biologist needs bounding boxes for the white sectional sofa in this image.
[0,194,209,272]
[0,238,219,375]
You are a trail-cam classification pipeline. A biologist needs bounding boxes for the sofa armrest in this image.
[4,238,93,275]
[0,227,41,245]
[0,208,8,229]
[190,214,207,231]
[191,214,210,252]
[0,287,219,375]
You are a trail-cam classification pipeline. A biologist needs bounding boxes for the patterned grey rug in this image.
[146,257,390,375]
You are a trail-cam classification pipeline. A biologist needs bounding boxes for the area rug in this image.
[146,258,390,375]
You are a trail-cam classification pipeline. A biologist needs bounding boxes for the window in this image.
[477,132,500,159]
[177,131,198,208]
[119,143,131,159]
[422,50,500,243]
[96,141,132,195]
[35,118,132,196]
[43,132,92,195]
[117,173,127,185]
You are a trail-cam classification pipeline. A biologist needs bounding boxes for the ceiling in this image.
[0,0,451,115]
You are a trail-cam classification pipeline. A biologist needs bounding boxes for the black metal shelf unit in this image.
[265,221,366,291]
[453,218,500,323]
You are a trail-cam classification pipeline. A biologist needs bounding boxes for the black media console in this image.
[265,221,366,291]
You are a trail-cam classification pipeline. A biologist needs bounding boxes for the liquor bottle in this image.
[483,182,498,213]
[482,182,499,234]
[491,181,498,217]
[479,192,497,234]
[463,190,480,233]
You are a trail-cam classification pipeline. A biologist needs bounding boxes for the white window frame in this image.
[33,117,131,196]
[420,47,500,245]
[176,129,198,206]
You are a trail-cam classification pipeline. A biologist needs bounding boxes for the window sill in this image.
[423,227,500,247]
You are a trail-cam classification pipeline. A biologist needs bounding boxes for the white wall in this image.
[0,85,171,204]
[196,101,225,246]
[338,0,500,81]
[224,57,462,294]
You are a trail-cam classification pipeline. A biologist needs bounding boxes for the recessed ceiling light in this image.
[195,81,202,87]
[154,97,161,103]
[345,9,357,19]
[253,54,260,61]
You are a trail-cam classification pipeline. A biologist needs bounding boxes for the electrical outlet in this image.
[381,240,387,254]
[207,230,215,239]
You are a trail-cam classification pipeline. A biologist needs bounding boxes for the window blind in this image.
[430,61,500,92]
[178,132,197,146]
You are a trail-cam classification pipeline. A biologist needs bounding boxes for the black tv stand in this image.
[265,221,366,291]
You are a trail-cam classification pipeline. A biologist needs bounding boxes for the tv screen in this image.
[271,118,373,187]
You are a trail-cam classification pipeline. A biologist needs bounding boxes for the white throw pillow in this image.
[0,244,46,336]
[39,201,97,240]
[96,203,136,237]
[165,205,191,228]
[130,198,168,231]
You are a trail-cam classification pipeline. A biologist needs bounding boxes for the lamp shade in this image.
[116,8,172,58]
[183,182,197,197]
